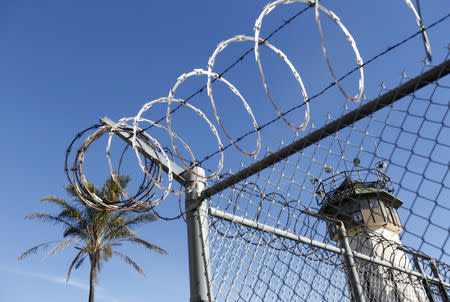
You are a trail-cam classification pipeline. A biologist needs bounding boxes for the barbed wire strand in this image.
[197,13,450,166]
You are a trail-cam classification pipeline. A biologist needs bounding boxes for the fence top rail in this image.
[199,59,450,203]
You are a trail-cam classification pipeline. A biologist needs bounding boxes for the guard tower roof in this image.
[318,176,403,216]
[315,167,402,211]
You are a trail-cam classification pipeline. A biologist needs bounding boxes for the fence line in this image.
[208,206,450,287]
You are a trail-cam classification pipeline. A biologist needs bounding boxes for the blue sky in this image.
[1,1,449,301]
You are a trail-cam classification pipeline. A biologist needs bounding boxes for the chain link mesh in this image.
[201,47,450,301]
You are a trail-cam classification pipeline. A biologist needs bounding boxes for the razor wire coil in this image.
[64,0,432,211]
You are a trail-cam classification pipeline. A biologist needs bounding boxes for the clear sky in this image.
[1,1,449,301]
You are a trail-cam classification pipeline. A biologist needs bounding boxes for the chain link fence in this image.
[198,47,450,301]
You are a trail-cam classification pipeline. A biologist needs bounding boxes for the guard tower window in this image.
[379,200,392,222]
[369,199,380,208]
[379,200,391,223]
[369,199,385,223]
[387,206,400,227]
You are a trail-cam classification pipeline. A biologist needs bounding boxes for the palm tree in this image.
[18,176,167,302]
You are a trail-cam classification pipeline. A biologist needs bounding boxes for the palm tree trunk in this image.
[89,259,96,302]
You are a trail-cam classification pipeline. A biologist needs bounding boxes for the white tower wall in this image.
[348,227,427,302]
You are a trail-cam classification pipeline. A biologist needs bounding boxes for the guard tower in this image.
[316,163,426,302]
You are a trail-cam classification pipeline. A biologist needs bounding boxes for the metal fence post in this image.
[336,223,366,302]
[413,256,436,302]
[185,167,212,302]
[430,259,450,302]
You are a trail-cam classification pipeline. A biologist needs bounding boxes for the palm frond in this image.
[102,175,130,202]
[103,175,130,192]
[63,226,87,239]
[17,241,60,261]
[45,238,79,258]
[58,207,85,224]
[75,255,86,269]
[92,211,109,227]
[113,250,146,278]
[64,184,78,197]
[122,212,159,230]
[100,244,113,262]
[40,196,71,208]
[64,185,90,206]
[65,183,100,208]
[106,212,128,229]
[105,228,136,241]
[66,250,84,283]
[26,213,76,229]
[122,237,167,255]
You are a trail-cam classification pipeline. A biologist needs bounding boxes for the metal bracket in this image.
[99,117,188,186]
